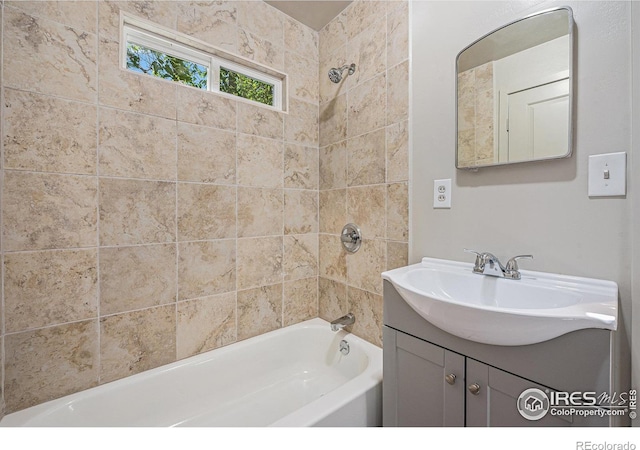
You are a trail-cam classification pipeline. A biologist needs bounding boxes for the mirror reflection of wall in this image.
[456,7,573,169]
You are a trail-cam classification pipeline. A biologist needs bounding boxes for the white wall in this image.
[631,0,640,425]
[410,0,634,409]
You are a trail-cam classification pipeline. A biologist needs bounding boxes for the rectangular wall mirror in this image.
[456,7,574,169]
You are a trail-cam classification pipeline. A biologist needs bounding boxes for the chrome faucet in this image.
[330,313,355,331]
[464,249,533,280]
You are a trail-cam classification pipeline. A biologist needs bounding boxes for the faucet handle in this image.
[463,249,484,273]
[504,255,533,279]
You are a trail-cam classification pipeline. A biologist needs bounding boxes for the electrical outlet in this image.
[433,179,452,208]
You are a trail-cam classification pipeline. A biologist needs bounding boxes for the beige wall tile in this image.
[285,17,318,60]
[319,234,346,282]
[176,1,237,53]
[284,190,318,234]
[319,12,346,63]
[178,183,237,240]
[457,84,475,132]
[457,69,475,99]
[237,134,284,188]
[237,187,283,237]
[177,87,236,130]
[347,185,386,240]
[387,182,409,241]
[237,102,284,140]
[5,320,99,413]
[100,244,177,316]
[347,238,385,295]
[347,286,382,347]
[347,17,386,88]
[177,292,236,359]
[284,144,319,190]
[286,51,319,103]
[319,94,347,147]
[318,277,347,322]
[4,249,98,333]
[177,122,236,184]
[319,189,346,234]
[319,141,347,190]
[283,277,318,326]
[347,129,385,186]
[237,236,283,289]
[98,0,178,41]
[237,0,284,45]
[98,38,177,120]
[346,0,387,40]
[347,73,386,137]
[237,28,284,71]
[386,241,408,270]
[475,61,493,90]
[285,98,319,146]
[8,0,97,33]
[457,129,475,166]
[178,240,236,300]
[3,7,97,103]
[283,234,318,281]
[100,305,176,383]
[99,178,175,246]
[386,60,409,125]
[237,283,282,340]
[99,108,177,180]
[3,172,98,251]
[4,89,97,175]
[386,120,409,182]
[387,1,408,68]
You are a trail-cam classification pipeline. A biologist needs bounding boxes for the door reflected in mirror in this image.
[456,7,574,169]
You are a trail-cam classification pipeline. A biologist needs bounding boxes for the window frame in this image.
[120,14,285,111]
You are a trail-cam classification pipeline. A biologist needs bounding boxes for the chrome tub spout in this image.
[331,313,355,331]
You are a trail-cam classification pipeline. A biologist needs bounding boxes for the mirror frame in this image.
[455,6,575,170]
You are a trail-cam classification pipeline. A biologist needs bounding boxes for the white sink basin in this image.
[382,257,618,346]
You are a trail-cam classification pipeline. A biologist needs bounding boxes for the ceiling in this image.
[265,1,352,31]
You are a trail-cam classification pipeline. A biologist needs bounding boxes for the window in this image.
[122,17,285,110]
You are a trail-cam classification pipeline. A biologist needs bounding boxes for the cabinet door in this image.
[465,359,573,427]
[383,327,465,426]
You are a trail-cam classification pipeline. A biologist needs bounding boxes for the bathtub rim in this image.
[0,318,382,427]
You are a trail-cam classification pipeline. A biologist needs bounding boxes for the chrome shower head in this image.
[328,63,356,83]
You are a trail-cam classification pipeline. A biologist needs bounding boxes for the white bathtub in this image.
[0,318,382,427]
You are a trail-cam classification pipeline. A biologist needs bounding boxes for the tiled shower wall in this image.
[317,1,409,346]
[0,0,409,418]
[0,0,320,415]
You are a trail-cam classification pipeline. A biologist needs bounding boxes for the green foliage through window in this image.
[125,36,280,108]
[220,68,274,106]
[126,43,208,90]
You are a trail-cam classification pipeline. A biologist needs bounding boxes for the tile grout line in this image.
[174,77,179,363]
[1,0,5,416]
[95,0,102,387]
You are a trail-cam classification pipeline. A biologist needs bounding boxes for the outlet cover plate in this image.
[433,179,452,208]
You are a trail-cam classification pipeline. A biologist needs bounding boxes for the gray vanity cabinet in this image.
[383,327,573,427]
[383,327,464,426]
[383,280,614,427]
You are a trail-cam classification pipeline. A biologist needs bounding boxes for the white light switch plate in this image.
[588,152,626,197]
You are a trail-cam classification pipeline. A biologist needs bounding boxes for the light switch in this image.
[588,152,626,197]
